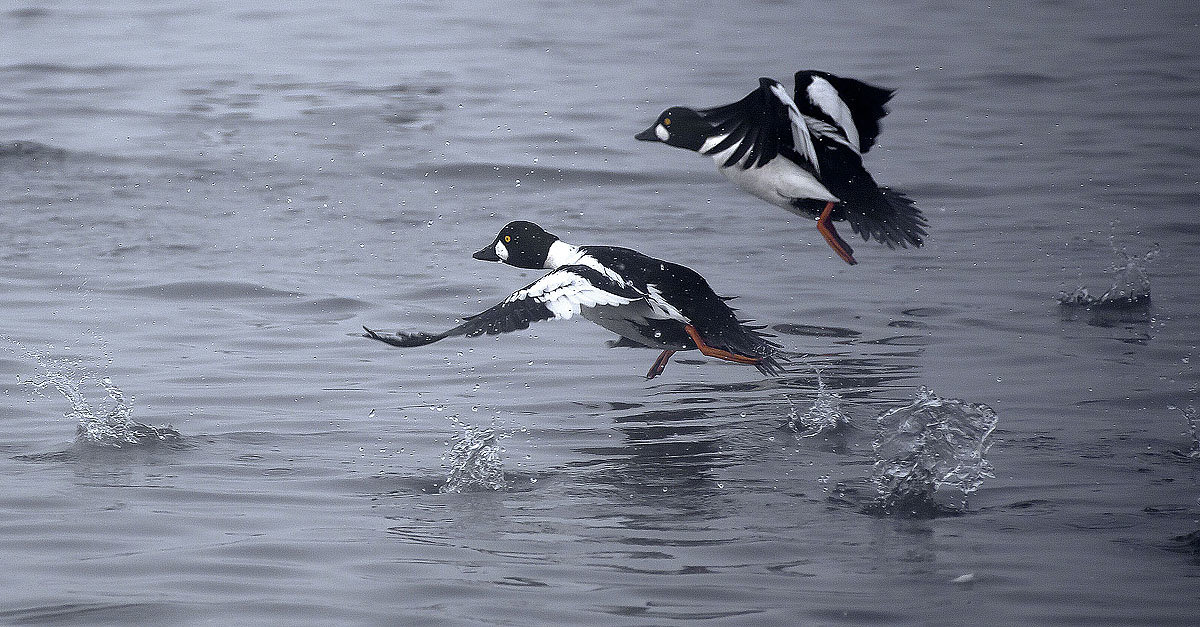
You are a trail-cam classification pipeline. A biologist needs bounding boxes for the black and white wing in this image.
[698,78,820,174]
[363,265,644,348]
[793,70,894,155]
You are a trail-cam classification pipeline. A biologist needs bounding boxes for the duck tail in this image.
[724,317,787,376]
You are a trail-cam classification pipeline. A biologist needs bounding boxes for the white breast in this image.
[707,144,838,208]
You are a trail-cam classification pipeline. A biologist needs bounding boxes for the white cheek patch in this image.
[655,124,669,141]
[495,241,509,261]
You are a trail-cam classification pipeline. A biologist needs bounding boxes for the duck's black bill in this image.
[634,125,659,142]
[472,245,500,261]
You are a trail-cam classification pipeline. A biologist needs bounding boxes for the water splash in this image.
[867,387,997,516]
[19,350,181,448]
[439,415,506,494]
[1058,242,1159,308]
[785,372,851,436]
[1180,405,1199,460]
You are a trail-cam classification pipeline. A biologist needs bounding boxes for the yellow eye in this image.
[663,117,671,126]
[503,235,511,243]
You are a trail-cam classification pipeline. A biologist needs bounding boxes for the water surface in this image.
[1,0,1198,624]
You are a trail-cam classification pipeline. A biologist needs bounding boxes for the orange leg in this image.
[684,325,762,365]
[645,350,676,379]
[816,201,858,266]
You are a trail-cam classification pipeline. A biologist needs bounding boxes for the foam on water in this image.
[17,349,181,448]
[1058,242,1159,308]
[785,372,851,436]
[439,415,507,494]
[867,387,997,516]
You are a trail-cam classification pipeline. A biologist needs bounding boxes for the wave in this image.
[382,162,663,187]
[0,62,152,75]
[114,280,300,300]
[0,140,70,166]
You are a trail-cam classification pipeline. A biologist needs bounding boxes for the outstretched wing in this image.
[362,265,644,348]
[793,70,895,155]
[698,78,819,174]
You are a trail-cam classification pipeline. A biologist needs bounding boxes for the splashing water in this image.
[1058,242,1159,308]
[1180,405,1199,460]
[868,387,997,516]
[439,416,507,494]
[19,350,181,448]
[785,373,851,436]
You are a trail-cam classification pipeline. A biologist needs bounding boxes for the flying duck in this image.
[363,221,783,379]
[635,70,927,265]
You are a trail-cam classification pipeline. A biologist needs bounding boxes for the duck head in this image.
[634,107,709,152]
[473,220,561,269]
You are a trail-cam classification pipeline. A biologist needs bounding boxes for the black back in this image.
[580,246,781,362]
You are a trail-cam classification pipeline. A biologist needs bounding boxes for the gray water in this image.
[2,0,1199,624]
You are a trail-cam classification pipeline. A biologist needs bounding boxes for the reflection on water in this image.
[575,404,730,488]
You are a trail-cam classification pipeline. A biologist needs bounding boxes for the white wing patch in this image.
[542,242,629,289]
[805,76,860,154]
[574,253,631,288]
[802,116,857,152]
[768,82,820,174]
[700,132,730,155]
[504,270,637,320]
[644,284,688,322]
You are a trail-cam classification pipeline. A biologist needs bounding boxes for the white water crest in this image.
[1058,242,1159,308]
[439,416,507,494]
[19,349,180,448]
[785,372,851,436]
[868,387,997,516]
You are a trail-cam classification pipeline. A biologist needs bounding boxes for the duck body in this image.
[364,221,782,379]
